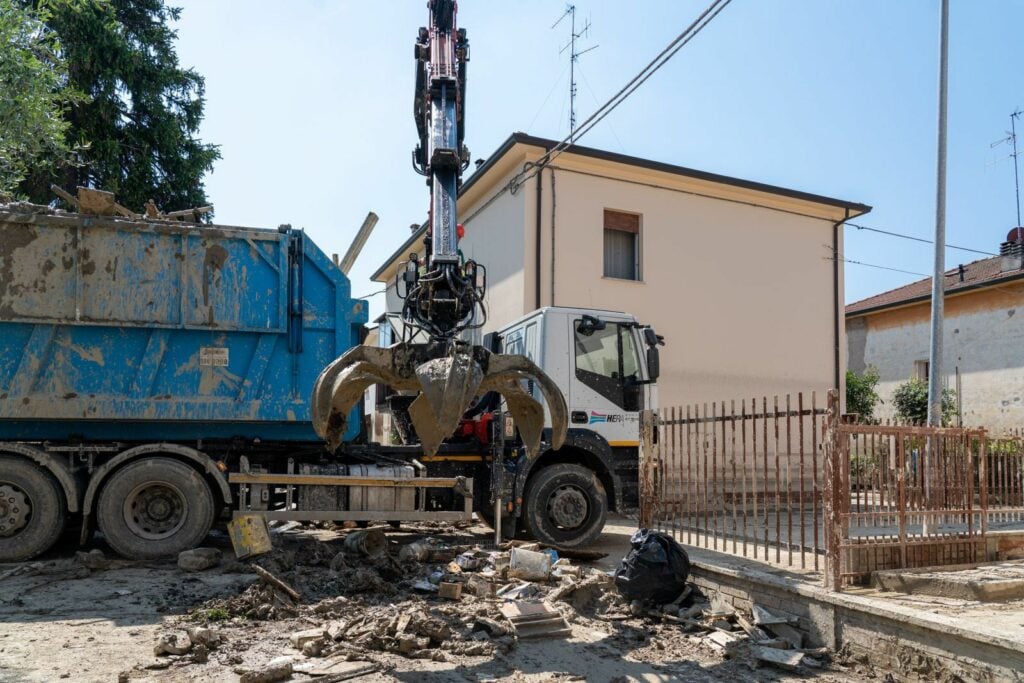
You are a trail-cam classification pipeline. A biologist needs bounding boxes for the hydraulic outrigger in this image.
[311,0,568,460]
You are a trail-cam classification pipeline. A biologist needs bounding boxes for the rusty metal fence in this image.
[639,390,1024,592]
[639,392,828,571]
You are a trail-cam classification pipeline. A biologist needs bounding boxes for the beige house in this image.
[372,133,870,409]
[847,231,1024,432]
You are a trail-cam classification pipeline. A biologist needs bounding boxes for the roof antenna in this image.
[552,4,598,143]
[990,108,1023,227]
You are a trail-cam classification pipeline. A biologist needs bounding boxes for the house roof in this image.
[845,254,1024,317]
[372,132,871,282]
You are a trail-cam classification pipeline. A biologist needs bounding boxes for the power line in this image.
[825,256,929,278]
[511,0,733,192]
[847,222,998,257]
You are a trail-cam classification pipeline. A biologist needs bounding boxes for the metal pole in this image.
[1012,110,1021,227]
[927,0,949,428]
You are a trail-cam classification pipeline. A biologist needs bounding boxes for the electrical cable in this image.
[510,0,733,191]
[847,222,998,257]
[827,257,929,278]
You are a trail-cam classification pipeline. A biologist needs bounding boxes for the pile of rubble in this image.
[133,526,834,681]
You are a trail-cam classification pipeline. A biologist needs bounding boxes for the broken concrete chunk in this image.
[289,628,326,650]
[751,604,796,626]
[752,645,805,669]
[75,549,110,571]
[153,632,192,656]
[766,622,803,649]
[177,547,222,571]
[185,626,221,648]
[472,617,509,637]
[438,582,463,600]
[235,656,294,683]
[704,630,743,653]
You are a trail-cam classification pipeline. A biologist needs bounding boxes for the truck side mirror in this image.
[577,315,606,337]
[643,327,665,347]
[646,346,660,382]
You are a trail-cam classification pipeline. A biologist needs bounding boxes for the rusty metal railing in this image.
[640,391,829,571]
[640,390,1024,592]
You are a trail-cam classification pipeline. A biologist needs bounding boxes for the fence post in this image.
[639,409,657,529]
[823,389,843,591]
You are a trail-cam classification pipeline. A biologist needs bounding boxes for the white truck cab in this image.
[490,307,663,546]
[497,306,661,443]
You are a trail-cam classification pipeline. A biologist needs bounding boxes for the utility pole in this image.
[552,4,597,142]
[927,0,950,428]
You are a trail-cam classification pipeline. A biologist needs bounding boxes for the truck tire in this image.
[0,456,66,561]
[522,463,607,549]
[96,458,214,559]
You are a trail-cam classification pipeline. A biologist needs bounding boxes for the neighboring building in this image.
[846,230,1024,432]
[372,133,870,410]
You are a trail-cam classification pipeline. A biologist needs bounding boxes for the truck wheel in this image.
[522,463,607,549]
[0,456,66,561]
[96,458,214,559]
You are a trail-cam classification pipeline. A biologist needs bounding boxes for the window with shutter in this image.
[603,210,640,280]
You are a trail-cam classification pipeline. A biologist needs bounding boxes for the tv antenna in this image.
[990,108,1022,227]
[552,4,598,141]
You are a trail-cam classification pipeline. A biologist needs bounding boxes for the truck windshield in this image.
[574,319,640,410]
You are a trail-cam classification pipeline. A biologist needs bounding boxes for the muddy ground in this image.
[0,518,888,683]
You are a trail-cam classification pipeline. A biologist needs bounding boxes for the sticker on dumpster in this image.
[200,347,229,366]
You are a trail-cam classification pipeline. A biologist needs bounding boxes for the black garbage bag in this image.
[613,529,691,605]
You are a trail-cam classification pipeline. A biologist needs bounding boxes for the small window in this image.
[914,360,929,381]
[603,210,640,280]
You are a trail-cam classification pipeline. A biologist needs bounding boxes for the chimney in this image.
[1000,227,1024,272]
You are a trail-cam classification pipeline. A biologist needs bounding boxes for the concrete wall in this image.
[538,163,842,409]
[848,282,1024,433]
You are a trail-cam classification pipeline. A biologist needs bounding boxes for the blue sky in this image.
[171,1,1023,319]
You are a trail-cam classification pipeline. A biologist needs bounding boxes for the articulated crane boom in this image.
[312,1,568,460]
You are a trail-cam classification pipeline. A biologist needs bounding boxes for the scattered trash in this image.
[508,547,552,581]
[228,514,274,559]
[496,582,540,600]
[613,529,691,605]
[343,528,388,558]
[499,601,571,639]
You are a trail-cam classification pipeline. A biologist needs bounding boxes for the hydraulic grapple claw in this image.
[311,342,567,459]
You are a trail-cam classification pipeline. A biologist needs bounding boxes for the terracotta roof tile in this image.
[846,254,1024,316]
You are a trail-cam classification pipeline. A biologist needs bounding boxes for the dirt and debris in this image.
[1,519,885,681]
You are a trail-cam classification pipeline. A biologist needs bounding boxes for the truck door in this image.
[568,317,643,444]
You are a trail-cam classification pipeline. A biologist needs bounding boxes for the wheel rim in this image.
[123,481,188,540]
[546,485,589,530]
[0,483,30,537]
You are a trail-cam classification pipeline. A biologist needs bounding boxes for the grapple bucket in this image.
[311,342,567,459]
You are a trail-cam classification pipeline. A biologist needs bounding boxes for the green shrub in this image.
[892,377,957,425]
[846,367,881,422]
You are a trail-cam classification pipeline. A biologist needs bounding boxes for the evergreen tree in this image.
[0,0,81,199]
[19,0,219,212]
